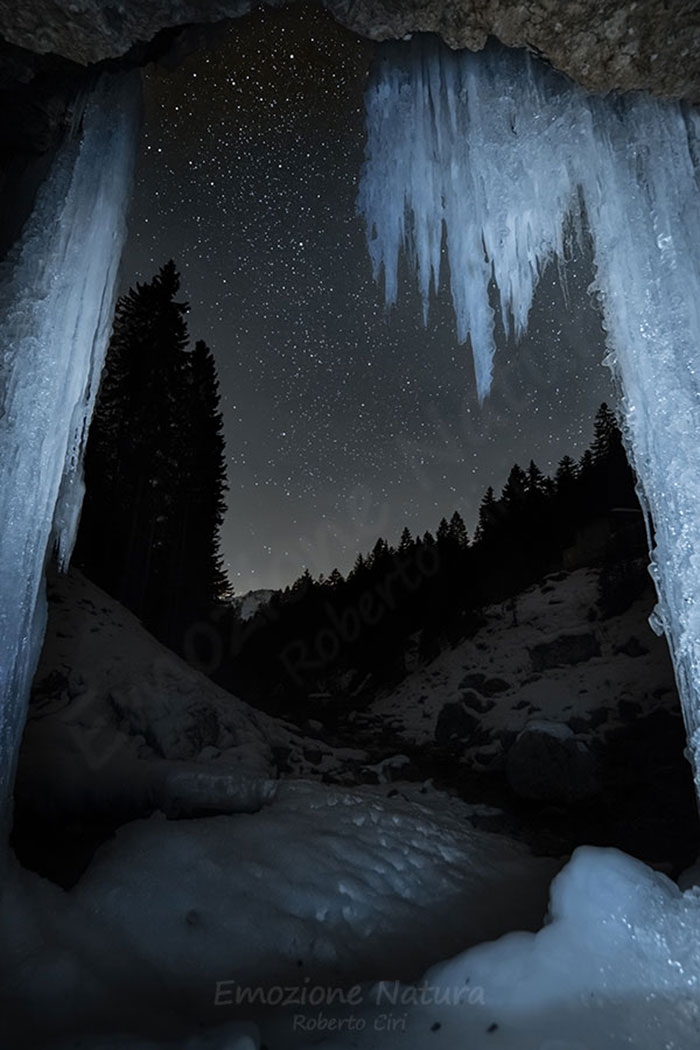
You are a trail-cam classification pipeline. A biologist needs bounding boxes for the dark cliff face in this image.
[328,1,700,103]
[0,0,697,100]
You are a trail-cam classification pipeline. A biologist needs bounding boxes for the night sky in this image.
[123,3,613,595]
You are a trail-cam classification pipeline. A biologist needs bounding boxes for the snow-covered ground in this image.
[4,566,700,1049]
[366,567,676,762]
[16,570,368,828]
[4,805,700,1049]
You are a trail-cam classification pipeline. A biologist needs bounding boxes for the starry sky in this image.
[123,3,613,594]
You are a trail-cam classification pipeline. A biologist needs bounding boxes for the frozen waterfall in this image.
[358,39,700,789]
[0,73,140,853]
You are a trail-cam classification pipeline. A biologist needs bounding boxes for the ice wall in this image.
[0,73,140,854]
[359,39,700,788]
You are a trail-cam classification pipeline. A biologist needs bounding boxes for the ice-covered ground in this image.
[1,776,557,1047]
[4,813,700,1049]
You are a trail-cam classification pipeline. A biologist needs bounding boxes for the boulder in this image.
[530,631,600,672]
[461,689,495,714]
[615,636,649,657]
[435,701,489,748]
[506,720,598,803]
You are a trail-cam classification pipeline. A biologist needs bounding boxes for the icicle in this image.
[358,38,700,794]
[358,40,582,402]
[0,72,141,854]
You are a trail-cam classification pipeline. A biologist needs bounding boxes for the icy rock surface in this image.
[359,38,700,788]
[0,73,140,848]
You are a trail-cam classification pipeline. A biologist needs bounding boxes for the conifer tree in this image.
[502,463,528,504]
[555,455,578,491]
[398,526,413,553]
[448,510,469,548]
[76,262,230,647]
[525,460,546,496]
[592,402,620,462]
[436,517,451,545]
[475,486,497,542]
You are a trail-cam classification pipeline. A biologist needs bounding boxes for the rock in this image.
[588,707,610,730]
[271,744,293,771]
[460,673,509,696]
[570,709,612,734]
[0,1,696,102]
[473,748,504,771]
[529,631,600,672]
[619,698,642,720]
[495,728,517,751]
[615,636,649,657]
[461,689,495,714]
[366,754,419,783]
[506,720,599,803]
[434,701,489,747]
[460,672,486,690]
[108,691,220,761]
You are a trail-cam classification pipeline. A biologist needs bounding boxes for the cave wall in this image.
[0,1,697,102]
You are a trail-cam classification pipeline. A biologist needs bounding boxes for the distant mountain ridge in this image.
[232,588,277,621]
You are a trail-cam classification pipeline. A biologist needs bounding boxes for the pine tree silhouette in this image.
[76,262,229,647]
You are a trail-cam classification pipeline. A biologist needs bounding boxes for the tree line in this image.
[75,261,645,722]
[213,402,644,716]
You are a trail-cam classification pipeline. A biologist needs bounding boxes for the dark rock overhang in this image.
[0,0,697,101]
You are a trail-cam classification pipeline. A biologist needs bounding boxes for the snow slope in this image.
[16,568,279,822]
[16,569,372,828]
[367,567,676,763]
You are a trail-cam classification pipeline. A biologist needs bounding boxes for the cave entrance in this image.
[5,2,697,888]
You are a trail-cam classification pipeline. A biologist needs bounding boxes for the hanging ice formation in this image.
[359,39,700,788]
[0,73,140,851]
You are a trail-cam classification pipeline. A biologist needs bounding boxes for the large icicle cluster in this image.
[0,73,140,851]
[359,39,700,786]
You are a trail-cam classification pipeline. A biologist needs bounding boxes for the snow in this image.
[8,840,698,1049]
[17,568,279,822]
[358,38,700,794]
[17,568,381,822]
[0,72,140,848]
[292,847,700,1050]
[0,781,557,1047]
[368,567,676,758]
[232,589,277,622]
[4,567,700,1049]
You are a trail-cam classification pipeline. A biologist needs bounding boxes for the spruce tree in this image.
[592,402,619,462]
[448,510,469,548]
[76,262,230,647]
[475,486,497,542]
[502,463,528,504]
